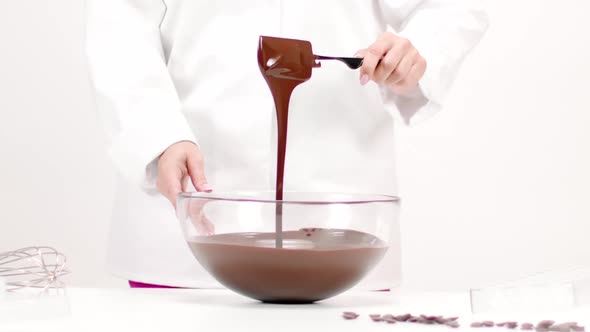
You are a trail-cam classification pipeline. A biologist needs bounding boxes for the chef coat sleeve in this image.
[85,0,196,188]
[379,0,489,125]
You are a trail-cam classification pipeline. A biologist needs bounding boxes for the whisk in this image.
[0,247,69,293]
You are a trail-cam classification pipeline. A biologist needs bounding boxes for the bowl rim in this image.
[178,191,400,205]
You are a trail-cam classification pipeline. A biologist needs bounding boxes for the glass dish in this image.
[177,191,400,303]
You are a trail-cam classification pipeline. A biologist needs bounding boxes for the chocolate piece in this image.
[416,316,431,324]
[483,321,495,327]
[538,321,556,329]
[369,314,383,322]
[395,313,412,321]
[521,323,535,330]
[472,322,483,327]
[507,322,518,329]
[342,311,359,320]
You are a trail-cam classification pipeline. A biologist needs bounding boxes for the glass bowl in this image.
[177,191,400,303]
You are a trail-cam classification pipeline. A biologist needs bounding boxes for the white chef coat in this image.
[85,0,488,289]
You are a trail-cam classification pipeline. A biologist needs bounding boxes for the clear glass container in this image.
[470,266,590,313]
[177,191,400,303]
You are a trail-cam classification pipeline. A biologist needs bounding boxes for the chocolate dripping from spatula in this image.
[257,36,361,248]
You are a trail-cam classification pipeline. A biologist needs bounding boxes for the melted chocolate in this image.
[188,229,388,303]
[257,36,319,248]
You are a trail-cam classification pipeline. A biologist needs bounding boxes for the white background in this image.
[0,1,588,289]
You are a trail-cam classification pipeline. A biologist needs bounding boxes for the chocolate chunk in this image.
[435,317,448,324]
[472,322,483,327]
[342,312,359,320]
[395,313,412,321]
[538,321,556,329]
[416,316,431,324]
[521,323,535,330]
[483,321,495,327]
[507,322,518,329]
[369,314,383,322]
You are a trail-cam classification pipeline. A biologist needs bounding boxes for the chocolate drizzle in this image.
[257,36,320,248]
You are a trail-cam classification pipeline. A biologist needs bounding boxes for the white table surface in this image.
[1,287,588,332]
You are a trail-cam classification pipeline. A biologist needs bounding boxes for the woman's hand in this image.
[156,141,212,207]
[357,32,427,95]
